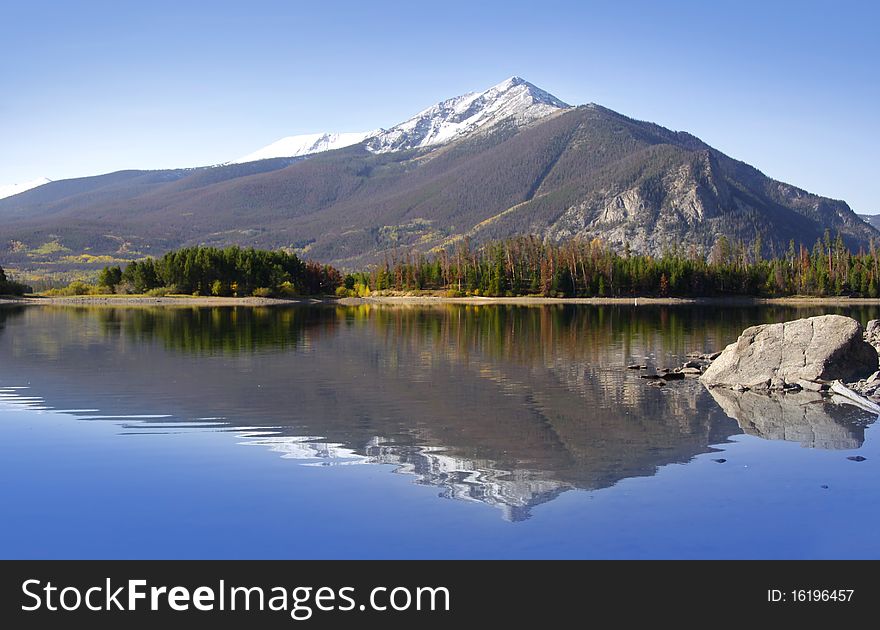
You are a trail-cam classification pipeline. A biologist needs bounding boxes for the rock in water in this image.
[660,372,685,381]
[700,315,878,390]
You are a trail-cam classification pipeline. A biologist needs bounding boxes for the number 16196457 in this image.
[768,589,854,603]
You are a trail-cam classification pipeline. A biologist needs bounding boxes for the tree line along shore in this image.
[4,232,880,300]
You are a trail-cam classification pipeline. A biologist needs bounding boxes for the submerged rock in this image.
[660,372,685,381]
[700,315,878,390]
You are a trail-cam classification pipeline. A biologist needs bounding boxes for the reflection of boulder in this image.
[701,315,878,389]
[707,387,869,450]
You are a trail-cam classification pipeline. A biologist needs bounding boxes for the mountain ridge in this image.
[229,76,570,164]
[0,78,874,272]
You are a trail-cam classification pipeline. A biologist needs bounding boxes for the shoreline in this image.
[4,294,880,307]
[0,295,326,306]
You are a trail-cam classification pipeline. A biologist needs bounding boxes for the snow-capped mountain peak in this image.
[232,131,376,163]
[233,77,570,164]
[0,177,52,200]
[365,76,570,154]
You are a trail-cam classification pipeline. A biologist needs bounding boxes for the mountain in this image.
[0,177,52,201]
[231,77,567,163]
[860,214,880,231]
[364,76,569,153]
[233,131,376,163]
[1,78,875,271]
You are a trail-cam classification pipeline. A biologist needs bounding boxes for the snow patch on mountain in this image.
[233,131,375,163]
[233,77,569,164]
[0,177,52,200]
[365,76,570,154]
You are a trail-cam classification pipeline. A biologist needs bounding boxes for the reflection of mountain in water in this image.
[706,387,874,450]
[247,434,566,521]
[2,304,878,520]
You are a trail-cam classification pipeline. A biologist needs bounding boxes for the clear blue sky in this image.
[2,0,878,210]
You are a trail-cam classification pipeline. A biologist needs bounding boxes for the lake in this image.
[1,303,878,559]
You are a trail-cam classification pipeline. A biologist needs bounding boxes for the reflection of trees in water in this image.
[3,303,878,521]
[0,306,25,333]
[337,304,880,421]
[327,305,743,514]
[327,304,879,516]
[349,303,880,368]
[93,306,340,354]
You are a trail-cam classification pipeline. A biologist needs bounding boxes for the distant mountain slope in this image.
[1,78,874,270]
[233,131,376,163]
[860,214,880,231]
[0,177,52,200]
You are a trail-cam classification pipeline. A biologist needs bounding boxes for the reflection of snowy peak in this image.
[365,76,570,154]
[0,177,52,200]
[233,131,375,163]
[234,77,569,163]
[243,431,567,522]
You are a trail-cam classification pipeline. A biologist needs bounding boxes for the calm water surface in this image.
[1,303,878,558]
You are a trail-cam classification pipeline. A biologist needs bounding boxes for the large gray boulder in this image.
[700,315,878,390]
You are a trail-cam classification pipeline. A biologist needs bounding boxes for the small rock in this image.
[795,379,825,392]
[847,456,867,462]
[659,367,671,373]
[680,367,702,375]
[867,370,880,384]
[661,372,685,381]
[682,360,703,369]
[626,364,643,370]
[713,458,727,463]
[640,374,661,380]
[648,380,666,387]
[707,351,721,361]
[686,352,702,358]
[783,382,802,391]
